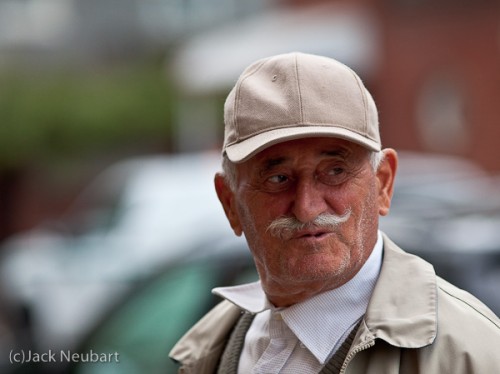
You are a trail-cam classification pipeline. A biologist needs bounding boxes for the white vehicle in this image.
[0,151,240,352]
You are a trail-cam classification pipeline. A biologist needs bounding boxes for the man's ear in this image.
[214,173,243,236]
[376,149,398,216]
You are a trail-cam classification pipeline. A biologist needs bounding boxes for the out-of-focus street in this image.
[1,0,499,373]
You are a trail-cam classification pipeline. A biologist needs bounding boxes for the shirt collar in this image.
[212,280,269,314]
[213,231,384,363]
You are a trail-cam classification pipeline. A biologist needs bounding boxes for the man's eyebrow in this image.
[260,157,288,171]
[320,148,350,158]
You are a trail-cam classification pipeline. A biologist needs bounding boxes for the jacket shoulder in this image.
[169,300,243,373]
[436,276,499,328]
[424,277,500,370]
[435,275,500,350]
[357,234,500,372]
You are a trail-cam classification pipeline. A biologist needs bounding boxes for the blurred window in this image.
[416,73,469,153]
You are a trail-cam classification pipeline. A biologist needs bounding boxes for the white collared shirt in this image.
[213,231,383,374]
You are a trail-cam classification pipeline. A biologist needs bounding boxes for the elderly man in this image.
[170,52,500,373]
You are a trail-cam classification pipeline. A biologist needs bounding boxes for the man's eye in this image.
[318,166,348,185]
[267,175,289,184]
[328,167,344,175]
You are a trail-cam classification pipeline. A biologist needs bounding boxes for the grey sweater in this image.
[217,312,360,374]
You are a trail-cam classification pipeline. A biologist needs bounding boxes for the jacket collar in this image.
[361,233,438,348]
[169,299,242,371]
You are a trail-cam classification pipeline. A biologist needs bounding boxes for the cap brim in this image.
[225,126,381,163]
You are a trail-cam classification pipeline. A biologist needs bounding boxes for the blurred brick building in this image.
[285,0,500,170]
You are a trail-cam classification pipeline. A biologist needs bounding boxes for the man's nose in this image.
[291,178,329,223]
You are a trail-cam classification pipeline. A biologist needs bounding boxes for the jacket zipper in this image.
[339,340,375,374]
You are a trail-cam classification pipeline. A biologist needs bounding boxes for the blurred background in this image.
[0,0,499,373]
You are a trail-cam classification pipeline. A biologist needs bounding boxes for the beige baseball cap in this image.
[223,52,381,163]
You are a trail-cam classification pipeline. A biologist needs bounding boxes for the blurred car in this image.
[68,237,256,374]
[1,151,500,374]
[0,152,231,354]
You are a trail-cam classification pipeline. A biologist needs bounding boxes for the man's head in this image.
[214,52,397,306]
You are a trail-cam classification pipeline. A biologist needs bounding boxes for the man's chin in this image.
[281,256,349,282]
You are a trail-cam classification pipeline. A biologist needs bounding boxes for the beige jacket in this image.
[169,234,500,373]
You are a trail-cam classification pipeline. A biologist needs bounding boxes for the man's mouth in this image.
[295,230,331,239]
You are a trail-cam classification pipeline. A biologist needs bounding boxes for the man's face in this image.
[215,137,396,306]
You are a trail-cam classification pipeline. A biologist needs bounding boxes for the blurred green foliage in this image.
[0,64,174,169]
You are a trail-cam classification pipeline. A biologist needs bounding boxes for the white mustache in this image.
[267,209,352,240]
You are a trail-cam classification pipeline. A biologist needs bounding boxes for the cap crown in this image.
[223,52,380,162]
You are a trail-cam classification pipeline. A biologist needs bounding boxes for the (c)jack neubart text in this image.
[10,349,120,364]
